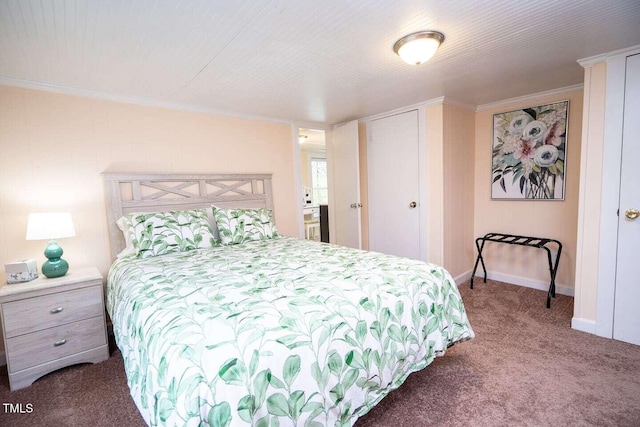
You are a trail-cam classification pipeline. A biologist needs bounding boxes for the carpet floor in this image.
[1,279,639,426]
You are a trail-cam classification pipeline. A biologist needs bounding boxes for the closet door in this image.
[368,110,422,260]
[613,53,640,346]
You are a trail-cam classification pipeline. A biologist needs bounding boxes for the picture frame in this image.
[491,100,569,200]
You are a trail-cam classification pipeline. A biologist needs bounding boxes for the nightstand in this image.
[0,266,109,391]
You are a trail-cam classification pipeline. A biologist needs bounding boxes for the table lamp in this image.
[26,212,76,278]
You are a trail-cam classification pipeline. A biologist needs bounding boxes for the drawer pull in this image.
[54,339,67,347]
[50,307,64,314]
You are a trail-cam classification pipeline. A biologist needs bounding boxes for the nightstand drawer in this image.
[2,285,104,338]
[6,316,106,373]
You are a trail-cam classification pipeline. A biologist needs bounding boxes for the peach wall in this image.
[443,104,475,278]
[473,90,583,292]
[0,85,297,285]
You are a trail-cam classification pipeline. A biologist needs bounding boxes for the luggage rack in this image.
[470,233,562,308]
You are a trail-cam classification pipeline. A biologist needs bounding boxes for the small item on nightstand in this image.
[5,259,39,284]
[25,212,76,278]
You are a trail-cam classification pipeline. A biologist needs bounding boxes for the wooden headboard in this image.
[102,173,274,261]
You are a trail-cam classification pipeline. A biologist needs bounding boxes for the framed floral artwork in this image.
[491,100,569,200]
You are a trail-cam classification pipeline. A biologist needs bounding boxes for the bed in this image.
[103,173,474,426]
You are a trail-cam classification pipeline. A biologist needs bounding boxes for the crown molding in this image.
[476,84,583,112]
[1,74,591,126]
[578,53,608,68]
[578,44,640,68]
[425,96,445,107]
[355,98,444,125]
[0,75,295,125]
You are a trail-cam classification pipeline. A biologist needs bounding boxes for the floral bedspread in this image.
[107,237,474,426]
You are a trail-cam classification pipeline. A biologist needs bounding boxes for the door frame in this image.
[364,105,428,262]
[595,46,640,338]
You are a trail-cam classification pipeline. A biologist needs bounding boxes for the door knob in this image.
[409,201,417,208]
[626,208,639,220]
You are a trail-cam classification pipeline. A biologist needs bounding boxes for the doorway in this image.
[298,128,328,242]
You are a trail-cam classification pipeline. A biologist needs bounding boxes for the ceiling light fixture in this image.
[393,31,445,65]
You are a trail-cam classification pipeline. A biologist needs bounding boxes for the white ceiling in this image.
[1,0,639,125]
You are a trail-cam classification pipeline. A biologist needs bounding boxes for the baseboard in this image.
[452,269,473,286]
[475,270,574,297]
[571,317,596,334]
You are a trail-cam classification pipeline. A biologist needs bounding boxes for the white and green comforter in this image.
[107,237,474,426]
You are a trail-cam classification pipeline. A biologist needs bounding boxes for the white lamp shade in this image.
[26,212,76,240]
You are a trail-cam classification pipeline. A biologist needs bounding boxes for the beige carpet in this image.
[1,279,639,426]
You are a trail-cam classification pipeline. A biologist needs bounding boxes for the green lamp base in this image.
[42,240,69,278]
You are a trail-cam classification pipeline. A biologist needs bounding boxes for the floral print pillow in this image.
[117,209,218,258]
[212,206,278,245]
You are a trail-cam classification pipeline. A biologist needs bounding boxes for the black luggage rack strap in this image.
[470,233,562,308]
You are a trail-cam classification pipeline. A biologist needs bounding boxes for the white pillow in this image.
[116,209,219,258]
[212,206,278,245]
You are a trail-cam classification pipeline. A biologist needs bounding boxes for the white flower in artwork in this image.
[534,145,559,168]
[501,136,519,154]
[522,120,548,143]
[508,113,533,136]
[539,108,567,126]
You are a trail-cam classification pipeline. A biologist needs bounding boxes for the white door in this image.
[327,120,361,249]
[368,110,421,259]
[613,53,640,346]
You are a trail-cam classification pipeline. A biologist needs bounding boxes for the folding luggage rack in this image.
[470,233,562,308]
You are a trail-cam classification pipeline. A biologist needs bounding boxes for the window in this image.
[310,157,328,204]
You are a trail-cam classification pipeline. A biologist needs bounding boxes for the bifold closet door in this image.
[613,53,640,346]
